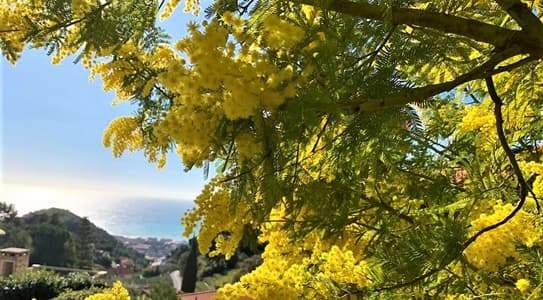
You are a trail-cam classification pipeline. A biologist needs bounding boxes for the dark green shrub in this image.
[181,238,198,293]
[53,287,105,300]
[149,280,177,300]
[59,272,106,291]
[0,269,106,300]
[0,269,60,300]
[142,266,160,278]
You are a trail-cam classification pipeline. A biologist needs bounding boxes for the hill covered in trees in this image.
[0,205,146,270]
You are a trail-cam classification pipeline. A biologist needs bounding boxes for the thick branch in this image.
[347,51,536,112]
[298,0,521,49]
[495,0,543,45]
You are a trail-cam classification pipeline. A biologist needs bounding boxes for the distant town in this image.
[0,204,261,299]
[115,235,184,266]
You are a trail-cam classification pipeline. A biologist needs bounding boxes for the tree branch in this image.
[371,75,538,293]
[346,50,536,112]
[494,0,543,45]
[461,76,531,248]
[0,2,111,35]
[298,0,526,49]
[372,185,415,224]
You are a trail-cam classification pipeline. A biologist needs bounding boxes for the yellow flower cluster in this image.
[150,17,302,165]
[50,26,82,65]
[147,42,216,167]
[235,133,262,161]
[103,116,144,157]
[3,3,307,170]
[444,294,471,300]
[90,43,151,101]
[262,15,305,50]
[458,100,495,135]
[464,203,541,272]
[88,46,175,167]
[177,20,299,119]
[458,96,535,153]
[319,246,372,288]
[85,282,130,300]
[160,0,199,19]
[216,214,372,299]
[182,179,250,259]
[155,104,220,167]
[221,11,244,38]
[0,0,43,63]
[0,0,102,64]
[516,278,531,293]
[301,4,319,23]
[520,161,543,197]
[71,0,94,18]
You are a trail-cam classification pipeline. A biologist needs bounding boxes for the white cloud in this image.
[0,179,198,216]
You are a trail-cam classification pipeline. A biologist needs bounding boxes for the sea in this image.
[12,197,195,241]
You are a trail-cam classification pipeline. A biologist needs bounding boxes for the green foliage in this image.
[0,269,105,300]
[160,238,262,292]
[29,223,73,267]
[0,207,146,269]
[0,202,17,222]
[58,272,105,291]
[375,218,466,285]
[95,255,113,270]
[0,0,167,62]
[0,202,30,248]
[196,254,262,291]
[148,279,177,300]
[181,238,198,293]
[75,217,94,269]
[165,243,191,273]
[52,287,105,300]
[0,270,60,300]
[0,225,33,250]
[142,266,161,278]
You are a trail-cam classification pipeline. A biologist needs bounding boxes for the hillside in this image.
[0,208,146,269]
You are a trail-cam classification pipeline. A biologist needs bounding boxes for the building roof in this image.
[181,291,252,300]
[181,291,217,300]
[1,247,29,254]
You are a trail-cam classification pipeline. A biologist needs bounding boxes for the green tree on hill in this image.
[29,223,73,267]
[75,217,95,269]
[149,279,177,300]
[181,238,198,293]
[0,202,17,222]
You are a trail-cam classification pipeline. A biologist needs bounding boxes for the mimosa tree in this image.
[2,0,543,298]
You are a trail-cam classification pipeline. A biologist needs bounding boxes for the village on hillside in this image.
[0,205,261,299]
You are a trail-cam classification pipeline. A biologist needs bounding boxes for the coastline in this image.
[10,197,194,241]
[115,235,186,259]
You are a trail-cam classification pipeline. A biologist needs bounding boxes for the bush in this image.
[142,266,160,278]
[0,269,106,300]
[59,272,106,291]
[0,269,60,300]
[149,280,177,300]
[95,254,112,269]
[53,287,105,300]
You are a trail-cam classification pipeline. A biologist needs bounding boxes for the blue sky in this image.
[1,4,213,214]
